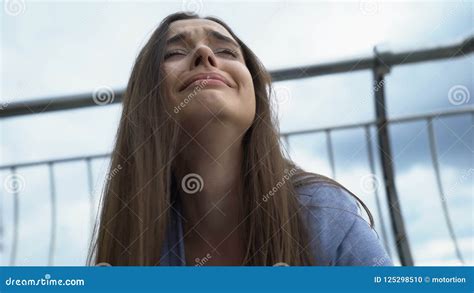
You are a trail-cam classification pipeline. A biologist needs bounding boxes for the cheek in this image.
[239,69,256,111]
[162,65,182,105]
[232,67,256,127]
[162,65,176,91]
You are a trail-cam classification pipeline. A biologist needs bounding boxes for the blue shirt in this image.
[159,182,394,266]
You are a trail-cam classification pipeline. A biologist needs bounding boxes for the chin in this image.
[193,91,228,107]
[185,100,229,119]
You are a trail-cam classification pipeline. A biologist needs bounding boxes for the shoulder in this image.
[294,182,364,262]
[295,181,362,215]
[294,182,392,266]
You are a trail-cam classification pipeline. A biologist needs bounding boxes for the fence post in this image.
[373,47,414,266]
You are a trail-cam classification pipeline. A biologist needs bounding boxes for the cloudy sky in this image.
[1,0,473,266]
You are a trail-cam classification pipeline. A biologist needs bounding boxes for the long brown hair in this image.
[87,12,373,266]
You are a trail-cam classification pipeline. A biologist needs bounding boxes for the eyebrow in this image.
[166,30,239,48]
[166,33,188,46]
[208,30,239,48]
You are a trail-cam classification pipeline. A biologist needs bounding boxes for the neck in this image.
[174,129,246,258]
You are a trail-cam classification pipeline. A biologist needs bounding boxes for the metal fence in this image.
[1,35,473,266]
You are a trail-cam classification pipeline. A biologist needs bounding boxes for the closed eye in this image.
[164,48,238,60]
[164,50,187,59]
[215,48,238,58]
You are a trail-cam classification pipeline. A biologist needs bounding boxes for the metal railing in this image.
[1,35,473,266]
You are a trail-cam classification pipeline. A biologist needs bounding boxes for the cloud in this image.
[416,237,473,266]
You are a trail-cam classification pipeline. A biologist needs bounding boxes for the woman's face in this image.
[162,19,256,134]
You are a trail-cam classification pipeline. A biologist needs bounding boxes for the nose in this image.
[191,46,217,69]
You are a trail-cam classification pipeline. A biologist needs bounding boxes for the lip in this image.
[179,72,232,92]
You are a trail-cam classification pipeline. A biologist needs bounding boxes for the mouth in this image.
[179,72,232,92]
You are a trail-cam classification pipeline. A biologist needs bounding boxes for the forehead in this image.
[167,19,234,40]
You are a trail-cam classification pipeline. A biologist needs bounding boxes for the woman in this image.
[87,12,393,266]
